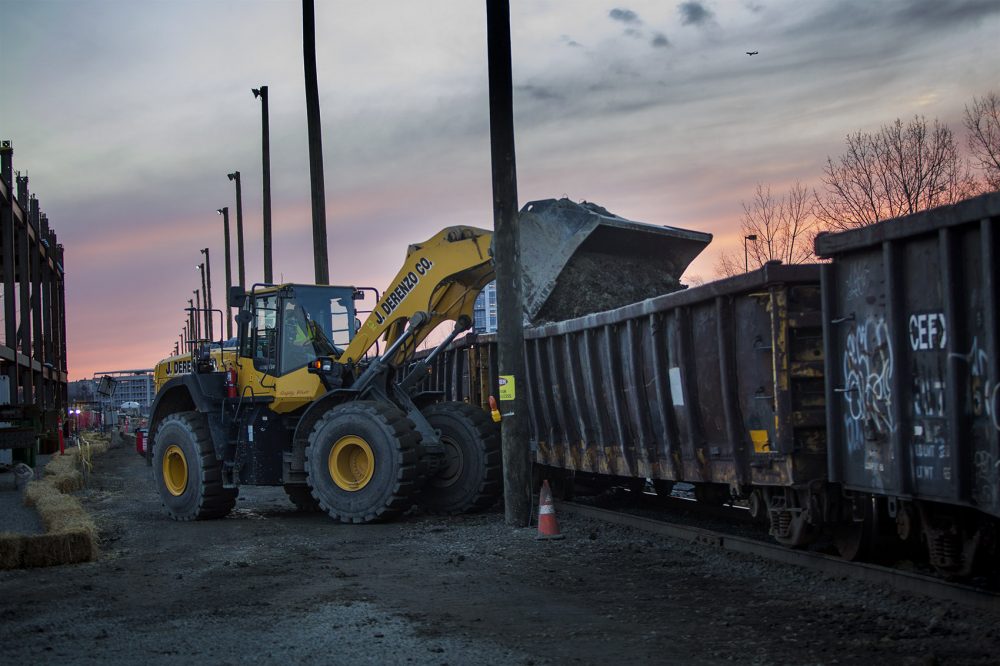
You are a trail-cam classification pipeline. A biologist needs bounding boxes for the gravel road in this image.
[1,443,998,665]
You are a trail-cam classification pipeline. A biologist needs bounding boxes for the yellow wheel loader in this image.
[147,198,710,524]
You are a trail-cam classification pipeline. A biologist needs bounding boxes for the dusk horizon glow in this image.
[2,0,998,380]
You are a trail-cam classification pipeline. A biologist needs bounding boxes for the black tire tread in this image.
[305,401,419,524]
[154,411,237,521]
[419,401,501,515]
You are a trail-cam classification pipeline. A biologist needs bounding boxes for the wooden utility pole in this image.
[302,0,330,285]
[486,0,531,527]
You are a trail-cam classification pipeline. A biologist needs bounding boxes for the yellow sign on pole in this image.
[498,374,515,401]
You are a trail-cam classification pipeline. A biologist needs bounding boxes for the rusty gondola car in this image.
[817,192,1000,575]
[418,263,831,548]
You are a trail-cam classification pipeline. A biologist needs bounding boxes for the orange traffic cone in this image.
[536,480,564,540]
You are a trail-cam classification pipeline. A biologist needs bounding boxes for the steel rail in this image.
[559,501,1000,611]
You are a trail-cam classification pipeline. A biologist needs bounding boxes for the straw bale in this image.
[20,531,95,568]
[0,533,24,569]
[3,433,109,569]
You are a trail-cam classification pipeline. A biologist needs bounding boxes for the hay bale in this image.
[0,533,24,569]
[20,531,95,568]
[6,432,109,569]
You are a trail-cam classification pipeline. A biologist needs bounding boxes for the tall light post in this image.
[217,207,233,338]
[187,297,196,344]
[194,289,201,342]
[198,263,208,342]
[201,248,214,341]
[226,172,246,289]
[251,87,273,284]
[744,234,758,273]
[302,0,329,285]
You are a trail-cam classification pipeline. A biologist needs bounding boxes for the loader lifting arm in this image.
[338,226,494,367]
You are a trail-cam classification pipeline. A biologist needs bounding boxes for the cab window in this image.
[248,294,279,374]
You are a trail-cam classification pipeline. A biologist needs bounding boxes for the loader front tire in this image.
[152,411,237,521]
[416,401,501,514]
[305,401,419,523]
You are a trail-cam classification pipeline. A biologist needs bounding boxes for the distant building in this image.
[90,369,155,415]
[472,282,498,334]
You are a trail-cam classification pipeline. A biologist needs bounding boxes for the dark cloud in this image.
[744,1,765,12]
[560,34,582,48]
[651,32,670,48]
[679,2,714,26]
[515,84,566,102]
[894,0,1000,28]
[804,0,1000,35]
[609,8,642,25]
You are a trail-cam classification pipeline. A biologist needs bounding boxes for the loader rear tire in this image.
[152,411,237,521]
[305,401,419,523]
[416,402,501,515]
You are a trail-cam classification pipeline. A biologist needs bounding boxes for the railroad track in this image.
[558,500,1000,611]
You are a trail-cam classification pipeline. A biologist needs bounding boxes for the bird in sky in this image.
[746,51,759,55]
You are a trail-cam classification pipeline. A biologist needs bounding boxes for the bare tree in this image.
[815,115,979,230]
[964,91,1000,190]
[715,182,818,278]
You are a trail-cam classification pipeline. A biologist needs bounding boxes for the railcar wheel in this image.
[833,498,875,562]
[416,402,501,514]
[747,489,768,525]
[694,483,730,507]
[152,411,237,521]
[653,480,675,498]
[305,401,419,523]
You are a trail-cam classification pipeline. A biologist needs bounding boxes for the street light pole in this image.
[252,87,273,284]
[198,263,208,341]
[302,0,330,285]
[201,248,214,341]
[227,172,246,289]
[187,297,195,345]
[217,207,233,338]
[744,234,758,273]
[194,289,201,342]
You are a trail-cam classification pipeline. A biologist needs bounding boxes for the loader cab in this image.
[235,284,360,377]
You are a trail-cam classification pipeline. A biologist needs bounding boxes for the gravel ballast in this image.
[1,443,998,664]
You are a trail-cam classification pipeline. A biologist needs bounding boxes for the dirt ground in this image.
[2,442,999,665]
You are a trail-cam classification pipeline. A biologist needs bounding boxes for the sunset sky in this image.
[2,0,998,381]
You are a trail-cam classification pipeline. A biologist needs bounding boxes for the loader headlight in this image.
[308,359,333,373]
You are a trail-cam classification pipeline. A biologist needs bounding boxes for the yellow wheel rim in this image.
[328,435,374,491]
[162,444,189,496]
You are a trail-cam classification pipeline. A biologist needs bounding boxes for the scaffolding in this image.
[0,141,68,446]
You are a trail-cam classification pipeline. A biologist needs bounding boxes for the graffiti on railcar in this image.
[844,263,870,301]
[842,316,894,462]
[955,336,992,419]
[908,311,950,486]
[953,334,1000,508]
[974,450,999,507]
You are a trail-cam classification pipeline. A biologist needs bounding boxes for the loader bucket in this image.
[519,198,712,323]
